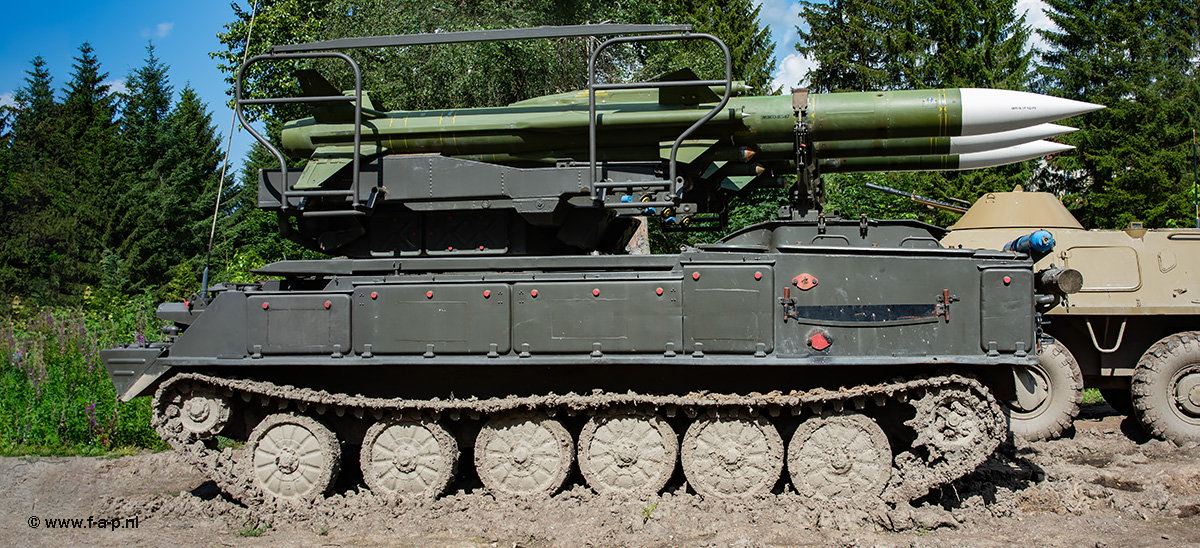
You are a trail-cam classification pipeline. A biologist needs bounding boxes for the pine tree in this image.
[106,44,177,294]
[796,0,914,92]
[1036,0,1199,228]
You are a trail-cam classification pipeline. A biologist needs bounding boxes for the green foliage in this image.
[796,0,1032,92]
[1035,0,1199,229]
[0,296,167,454]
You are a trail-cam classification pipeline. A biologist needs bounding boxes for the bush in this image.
[0,293,167,455]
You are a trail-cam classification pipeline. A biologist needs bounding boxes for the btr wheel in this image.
[1132,332,1200,444]
[361,419,458,499]
[681,414,782,498]
[246,413,340,502]
[1005,340,1082,441]
[474,412,573,497]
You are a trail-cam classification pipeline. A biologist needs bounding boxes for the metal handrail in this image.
[587,33,733,206]
[236,51,366,215]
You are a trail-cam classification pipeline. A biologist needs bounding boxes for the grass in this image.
[1081,388,1105,405]
[238,522,271,537]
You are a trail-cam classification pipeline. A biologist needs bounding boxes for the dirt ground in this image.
[4,402,1200,548]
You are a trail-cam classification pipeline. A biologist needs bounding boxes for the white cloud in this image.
[103,78,128,98]
[140,21,175,39]
[156,22,175,39]
[0,92,14,108]
[770,52,815,93]
[754,0,804,52]
[1016,0,1057,54]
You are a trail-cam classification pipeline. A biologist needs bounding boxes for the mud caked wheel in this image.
[361,419,458,499]
[474,412,574,497]
[1004,340,1083,441]
[681,414,783,498]
[787,412,891,502]
[1132,331,1200,444]
[577,410,677,496]
[246,413,341,502]
[177,384,231,440]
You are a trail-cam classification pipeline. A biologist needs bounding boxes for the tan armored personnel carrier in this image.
[942,188,1200,443]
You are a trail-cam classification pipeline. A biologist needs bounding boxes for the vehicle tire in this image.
[1099,388,1135,416]
[1005,340,1082,441]
[1132,332,1200,444]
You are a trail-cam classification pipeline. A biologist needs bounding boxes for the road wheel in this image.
[681,413,783,498]
[474,412,573,497]
[1099,388,1135,416]
[1005,340,1082,441]
[361,419,458,499]
[246,413,340,502]
[1132,332,1200,444]
[578,409,677,496]
[787,412,891,503]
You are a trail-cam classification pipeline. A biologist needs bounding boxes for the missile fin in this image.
[661,139,719,163]
[294,145,383,190]
[658,68,721,105]
[295,69,381,123]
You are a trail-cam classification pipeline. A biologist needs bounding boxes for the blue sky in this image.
[2,1,1053,173]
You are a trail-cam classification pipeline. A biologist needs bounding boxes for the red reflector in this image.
[262,302,269,310]
[692,272,701,281]
[370,292,378,300]
[656,287,663,296]
[483,290,491,298]
[592,288,600,297]
[531,290,538,298]
[808,333,831,351]
[426,291,434,299]
[1003,276,1012,285]
[324,301,331,309]
[754,272,762,281]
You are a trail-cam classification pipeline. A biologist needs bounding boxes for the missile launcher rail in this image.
[102,25,1096,508]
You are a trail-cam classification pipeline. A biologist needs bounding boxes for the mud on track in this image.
[4,403,1200,548]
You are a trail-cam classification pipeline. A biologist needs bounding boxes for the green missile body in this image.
[278,71,1101,187]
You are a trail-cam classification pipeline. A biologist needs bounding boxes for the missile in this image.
[812,123,1076,158]
[804,89,1100,141]
[819,140,1075,174]
[277,70,1101,187]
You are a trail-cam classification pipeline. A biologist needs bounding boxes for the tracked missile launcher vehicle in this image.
[101,25,1097,505]
[943,188,1200,444]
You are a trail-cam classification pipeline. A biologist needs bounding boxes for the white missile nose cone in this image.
[958,140,1076,169]
[959,89,1105,136]
[948,123,1079,154]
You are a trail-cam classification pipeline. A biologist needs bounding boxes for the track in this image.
[152,371,1006,506]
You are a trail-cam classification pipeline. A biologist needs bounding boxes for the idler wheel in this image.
[578,410,677,496]
[361,419,459,499]
[474,412,573,497]
[681,414,782,498]
[1005,340,1082,441]
[787,412,891,502]
[1132,331,1200,444]
[246,413,340,502]
[177,385,231,440]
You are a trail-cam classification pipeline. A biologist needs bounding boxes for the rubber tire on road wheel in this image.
[1132,332,1200,444]
[1099,388,1135,416]
[1006,340,1082,441]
